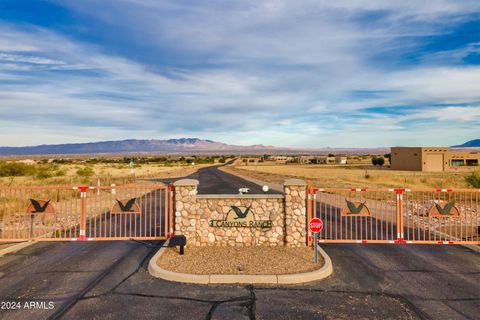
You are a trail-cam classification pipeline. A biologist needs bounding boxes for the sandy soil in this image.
[157,246,323,275]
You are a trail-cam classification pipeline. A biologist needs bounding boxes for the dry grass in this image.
[157,246,323,275]
[0,163,211,187]
[226,164,475,189]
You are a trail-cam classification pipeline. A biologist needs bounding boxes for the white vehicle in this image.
[238,187,250,194]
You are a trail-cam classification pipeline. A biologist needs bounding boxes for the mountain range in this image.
[452,139,480,148]
[0,138,278,156]
[0,138,476,156]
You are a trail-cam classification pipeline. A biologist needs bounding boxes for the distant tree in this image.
[328,153,335,157]
[372,156,385,166]
[377,157,385,166]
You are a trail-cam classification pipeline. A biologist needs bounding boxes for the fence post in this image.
[394,188,405,243]
[78,186,89,241]
[169,184,174,238]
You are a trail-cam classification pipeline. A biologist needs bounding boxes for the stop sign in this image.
[309,218,323,233]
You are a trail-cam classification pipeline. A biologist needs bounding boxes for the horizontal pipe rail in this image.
[307,184,479,245]
[0,184,173,242]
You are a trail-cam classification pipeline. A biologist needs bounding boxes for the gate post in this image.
[306,182,312,246]
[173,179,199,246]
[76,186,89,241]
[284,179,307,247]
[394,188,406,244]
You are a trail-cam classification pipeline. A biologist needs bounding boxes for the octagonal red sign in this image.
[309,218,323,233]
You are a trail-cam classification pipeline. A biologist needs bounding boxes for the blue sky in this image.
[0,0,479,148]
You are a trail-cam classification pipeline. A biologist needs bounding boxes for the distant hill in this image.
[0,138,278,156]
[0,138,392,156]
[452,139,480,148]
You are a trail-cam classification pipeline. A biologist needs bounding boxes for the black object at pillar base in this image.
[168,235,187,255]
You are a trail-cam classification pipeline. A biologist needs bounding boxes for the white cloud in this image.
[0,1,479,147]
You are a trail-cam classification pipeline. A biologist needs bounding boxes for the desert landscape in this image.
[0,156,223,187]
[224,160,479,190]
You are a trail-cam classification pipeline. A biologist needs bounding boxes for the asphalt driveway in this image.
[0,166,478,319]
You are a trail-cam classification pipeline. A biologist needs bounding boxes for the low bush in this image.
[465,171,480,188]
[76,166,95,178]
[0,162,36,177]
[371,156,385,166]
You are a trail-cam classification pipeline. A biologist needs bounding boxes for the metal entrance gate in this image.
[0,184,173,242]
[306,184,479,245]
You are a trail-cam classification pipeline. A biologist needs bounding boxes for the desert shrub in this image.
[52,158,73,164]
[76,166,94,178]
[0,162,36,177]
[36,168,53,179]
[55,169,66,177]
[465,171,480,188]
[371,156,385,166]
[33,164,63,180]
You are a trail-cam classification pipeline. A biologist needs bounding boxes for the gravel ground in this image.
[157,246,324,275]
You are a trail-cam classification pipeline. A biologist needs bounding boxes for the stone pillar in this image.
[284,179,307,247]
[173,179,199,246]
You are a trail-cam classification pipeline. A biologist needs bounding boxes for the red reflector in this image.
[361,240,367,244]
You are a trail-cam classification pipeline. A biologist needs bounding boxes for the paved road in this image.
[0,166,479,320]
[158,165,280,194]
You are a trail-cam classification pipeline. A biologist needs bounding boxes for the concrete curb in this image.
[462,244,480,254]
[148,243,333,285]
[0,241,35,258]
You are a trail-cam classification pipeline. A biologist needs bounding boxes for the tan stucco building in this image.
[391,147,480,172]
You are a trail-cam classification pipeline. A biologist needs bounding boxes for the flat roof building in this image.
[391,147,480,172]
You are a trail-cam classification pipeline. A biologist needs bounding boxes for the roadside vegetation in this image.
[465,171,480,188]
[226,163,477,189]
[0,155,226,186]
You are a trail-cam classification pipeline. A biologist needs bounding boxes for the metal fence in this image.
[0,184,173,242]
[307,184,479,245]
